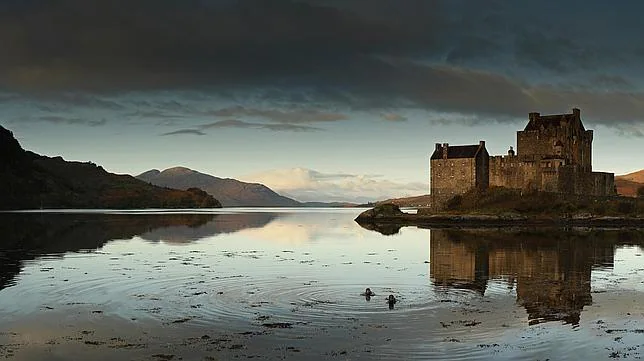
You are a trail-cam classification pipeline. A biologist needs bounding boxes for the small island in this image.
[358,109,644,229]
[355,187,644,229]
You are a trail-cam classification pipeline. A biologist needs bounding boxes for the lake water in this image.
[0,209,643,360]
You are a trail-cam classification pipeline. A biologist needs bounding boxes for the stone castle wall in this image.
[476,151,490,190]
[558,167,615,196]
[588,172,615,196]
[430,109,615,205]
[518,110,593,172]
[488,157,615,196]
[540,169,559,192]
[489,155,538,190]
[430,147,489,210]
[518,129,593,172]
[430,157,477,208]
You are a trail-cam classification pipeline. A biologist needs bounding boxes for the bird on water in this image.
[361,287,375,301]
[387,294,397,309]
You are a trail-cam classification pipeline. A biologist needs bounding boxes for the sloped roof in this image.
[431,144,481,160]
[524,113,585,131]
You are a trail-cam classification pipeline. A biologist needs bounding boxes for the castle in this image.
[430,108,615,209]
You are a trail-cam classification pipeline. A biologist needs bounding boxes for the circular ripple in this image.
[187,273,442,329]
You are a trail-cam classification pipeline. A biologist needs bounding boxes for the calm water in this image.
[0,209,643,360]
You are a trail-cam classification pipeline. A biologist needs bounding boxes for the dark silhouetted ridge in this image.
[0,125,222,210]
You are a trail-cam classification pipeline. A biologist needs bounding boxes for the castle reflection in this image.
[429,229,640,326]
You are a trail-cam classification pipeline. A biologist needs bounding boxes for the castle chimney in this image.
[435,143,441,152]
[479,140,485,148]
[528,112,540,123]
[442,143,449,159]
[572,108,580,119]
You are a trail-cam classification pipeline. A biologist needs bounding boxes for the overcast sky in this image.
[2,0,643,203]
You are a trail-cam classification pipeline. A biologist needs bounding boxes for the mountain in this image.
[616,169,644,197]
[0,126,221,210]
[618,169,644,183]
[137,167,359,207]
[137,167,302,207]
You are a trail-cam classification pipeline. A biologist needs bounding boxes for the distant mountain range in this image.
[0,126,221,210]
[136,167,357,208]
[615,169,644,197]
[137,167,300,207]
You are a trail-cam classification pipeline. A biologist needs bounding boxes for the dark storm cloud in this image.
[161,119,322,136]
[200,119,321,132]
[37,116,107,127]
[381,113,407,122]
[209,106,348,123]
[1,0,639,90]
[513,31,599,73]
[8,92,125,111]
[0,0,438,90]
[161,129,206,136]
[2,0,644,130]
[590,75,634,90]
[9,114,107,126]
[444,36,502,65]
[129,111,186,120]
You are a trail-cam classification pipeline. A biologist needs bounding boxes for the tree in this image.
[637,185,644,198]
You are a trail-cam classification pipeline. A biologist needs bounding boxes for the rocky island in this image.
[357,108,644,230]
[355,188,644,229]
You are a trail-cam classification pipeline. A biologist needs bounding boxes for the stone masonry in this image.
[430,108,615,209]
[430,141,489,208]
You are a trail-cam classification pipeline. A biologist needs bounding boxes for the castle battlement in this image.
[430,109,615,209]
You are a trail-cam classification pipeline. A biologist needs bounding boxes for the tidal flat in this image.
[0,209,643,360]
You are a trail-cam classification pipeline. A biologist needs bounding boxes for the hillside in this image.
[616,169,644,197]
[137,167,301,207]
[0,126,221,210]
[371,194,432,208]
[618,169,644,183]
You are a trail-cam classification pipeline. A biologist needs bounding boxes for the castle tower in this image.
[516,108,593,172]
[430,141,489,210]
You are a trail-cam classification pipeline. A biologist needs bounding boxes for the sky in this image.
[2,0,644,203]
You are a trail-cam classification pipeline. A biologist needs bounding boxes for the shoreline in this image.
[355,212,644,228]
